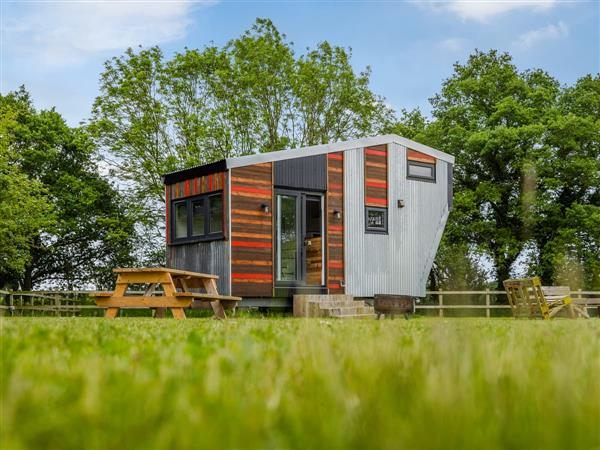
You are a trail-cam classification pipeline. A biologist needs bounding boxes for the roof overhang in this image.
[225,134,454,168]
[162,134,454,184]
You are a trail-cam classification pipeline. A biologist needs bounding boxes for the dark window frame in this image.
[407,160,436,182]
[365,206,388,234]
[170,191,224,245]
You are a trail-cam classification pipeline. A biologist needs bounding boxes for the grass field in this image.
[1,317,599,450]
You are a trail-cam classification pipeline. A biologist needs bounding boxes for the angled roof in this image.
[162,134,454,184]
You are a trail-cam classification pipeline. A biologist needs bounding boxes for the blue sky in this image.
[2,1,598,126]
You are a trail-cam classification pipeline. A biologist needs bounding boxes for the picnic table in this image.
[92,268,241,320]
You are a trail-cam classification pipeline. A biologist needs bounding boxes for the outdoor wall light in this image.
[397,199,405,208]
[260,203,270,214]
[333,209,341,219]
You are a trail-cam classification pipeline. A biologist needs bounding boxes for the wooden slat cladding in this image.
[364,145,388,207]
[407,149,436,164]
[230,163,273,297]
[327,152,345,293]
[169,171,226,199]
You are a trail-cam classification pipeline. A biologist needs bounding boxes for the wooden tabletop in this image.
[113,267,219,279]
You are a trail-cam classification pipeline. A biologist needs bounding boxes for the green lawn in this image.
[1,317,599,450]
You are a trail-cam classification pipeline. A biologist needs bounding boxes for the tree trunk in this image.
[23,265,33,291]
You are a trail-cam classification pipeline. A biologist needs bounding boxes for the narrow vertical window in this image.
[174,202,188,239]
[191,198,205,236]
[209,195,223,234]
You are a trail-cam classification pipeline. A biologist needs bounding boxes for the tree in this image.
[533,74,600,289]
[425,50,561,288]
[0,102,53,287]
[90,18,392,257]
[1,87,138,289]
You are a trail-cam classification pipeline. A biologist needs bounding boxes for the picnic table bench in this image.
[92,268,241,320]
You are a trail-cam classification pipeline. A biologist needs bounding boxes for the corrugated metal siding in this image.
[274,154,327,191]
[447,163,454,210]
[167,241,230,294]
[344,142,450,297]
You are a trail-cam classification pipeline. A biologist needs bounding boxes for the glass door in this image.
[275,191,324,287]
[276,194,299,282]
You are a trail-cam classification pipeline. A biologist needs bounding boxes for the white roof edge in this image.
[225,134,455,169]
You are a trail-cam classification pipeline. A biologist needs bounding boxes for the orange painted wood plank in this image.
[365,161,386,169]
[232,273,273,280]
[232,176,272,186]
[232,260,272,266]
[407,149,436,163]
[231,218,271,226]
[231,208,272,217]
[231,232,271,239]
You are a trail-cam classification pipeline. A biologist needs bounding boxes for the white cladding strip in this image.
[344,143,450,297]
[225,134,454,169]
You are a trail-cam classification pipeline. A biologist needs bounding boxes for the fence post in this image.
[55,295,60,317]
[438,288,444,318]
[485,288,491,318]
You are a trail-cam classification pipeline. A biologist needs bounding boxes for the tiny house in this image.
[162,135,454,302]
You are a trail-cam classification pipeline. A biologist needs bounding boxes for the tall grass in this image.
[1,317,599,450]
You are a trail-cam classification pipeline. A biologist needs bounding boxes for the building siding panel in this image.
[364,144,388,207]
[167,240,230,294]
[274,154,327,191]
[327,152,345,293]
[345,143,450,297]
[230,163,273,297]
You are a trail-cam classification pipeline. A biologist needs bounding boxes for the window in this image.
[171,192,224,243]
[365,207,388,234]
[407,160,436,182]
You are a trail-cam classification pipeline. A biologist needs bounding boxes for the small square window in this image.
[407,160,436,182]
[365,207,388,234]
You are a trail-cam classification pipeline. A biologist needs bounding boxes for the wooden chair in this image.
[503,277,576,320]
[541,285,589,319]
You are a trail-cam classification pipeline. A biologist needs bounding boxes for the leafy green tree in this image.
[533,75,600,289]
[90,18,392,254]
[423,50,561,287]
[1,87,137,289]
[0,103,53,287]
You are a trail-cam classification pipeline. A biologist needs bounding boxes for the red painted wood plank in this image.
[232,241,272,248]
[231,186,272,196]
[365,197,387,206]
[366,180,387,188]
[328,153,343,160]
[365,148,387,157]
[232,273,273,280]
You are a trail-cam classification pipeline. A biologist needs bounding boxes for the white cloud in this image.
[5,1,213,65]
[414,0,558,22]
[439,38,469,52]
[513,21,569,48]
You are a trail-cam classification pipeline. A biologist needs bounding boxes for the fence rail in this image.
[1,289,599,317]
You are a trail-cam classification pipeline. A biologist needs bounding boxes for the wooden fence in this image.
[1,289,599,317]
